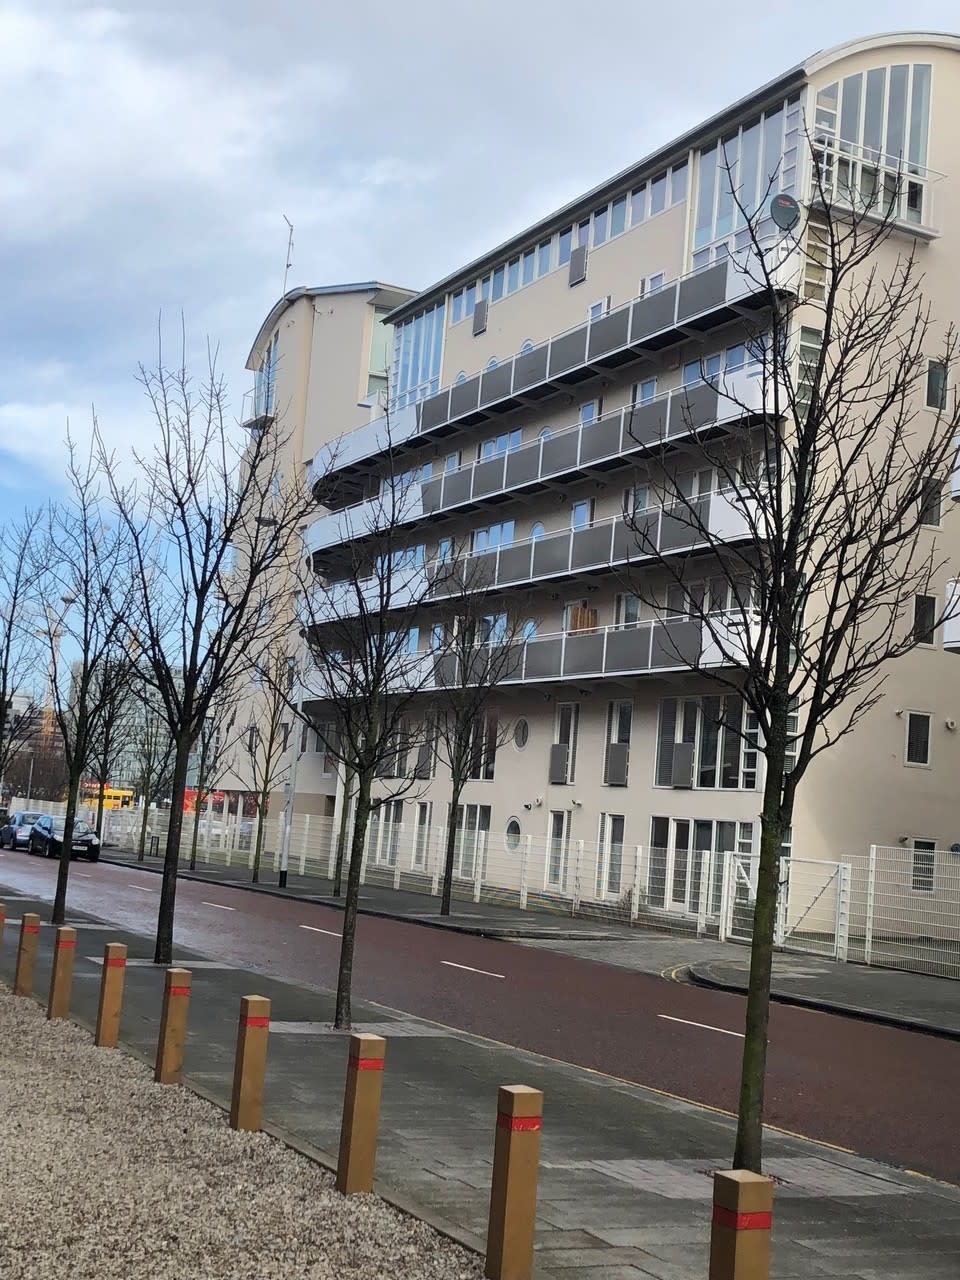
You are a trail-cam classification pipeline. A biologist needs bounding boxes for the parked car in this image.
[28,815,101,861]
[0,811,44,850]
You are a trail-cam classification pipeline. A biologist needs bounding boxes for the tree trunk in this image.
[95,776,107,838]
[52,772,82,926]
[440,775,464,916]
[155,737,190,965]
[189,796,202,872]
[334,772,371,1030]
[732,711,789,1173]
[252,790,268,883]
[137,785,151,861]
[333,767,353,897]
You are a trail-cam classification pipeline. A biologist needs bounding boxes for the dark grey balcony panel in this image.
[677,262,728,321]
[480,361,514,407]
[631,285,678,341]
[473,456,507,498]
[549,742,570,784]
[579,415,621,465]
[419,390,450,432]
[587,308,630,361]
[671,740,695,788]
[505,444,542,487]
[532,532,571,577]
[568,244,588,287]
[497,543,535,585]
[605,741,629,786]
[660,498,708,551]
[620,510,658,559]
[563,632,604,675]
[524,637,563,680]
[449,375,481,420]
[571,523,612,570]
[420,476,443,514]
[500,643,525,681]
[460,553,497,591]
[432,653,459,687]
[626,398,669,447]
[606,627,651,672]
[651,620,701,668]
[442,467,473,507]
[549,327,588,377]
[513,344,549,391]
[671,382,719,434]
[540,429,579,475]
[472,298,489,336]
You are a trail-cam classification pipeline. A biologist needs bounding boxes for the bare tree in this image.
[295,446,439,1028]
[427,558,535,914]
[0,511,44,789]
[5,742,68,804]
[623,159,960,1171]
[106,343,313,964]
[37,439,136,925]
[245,646,294,883]
[186,695,239,872]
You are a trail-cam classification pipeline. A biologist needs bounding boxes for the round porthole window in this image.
[505,818,522,851]
[513,717,529,749]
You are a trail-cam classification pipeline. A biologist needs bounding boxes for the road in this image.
[2,850,958,1184]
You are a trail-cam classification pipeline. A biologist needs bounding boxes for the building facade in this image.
[265,33,960,929]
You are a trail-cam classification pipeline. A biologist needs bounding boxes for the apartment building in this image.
[230,282,417,822]
[266,33,960,929]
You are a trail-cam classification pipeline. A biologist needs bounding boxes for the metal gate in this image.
[720,854,851,960]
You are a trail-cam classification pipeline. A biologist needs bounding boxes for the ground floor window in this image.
[546,809,572,890]
[596,813,625,897]
[413,801,432,870]
[648,816,754,916]
[451,803,491,879]
[368,798,403,867]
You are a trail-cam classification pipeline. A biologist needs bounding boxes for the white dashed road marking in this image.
[657,1014,744,1038]
[440,960,505,980]
[299,924,341,937]
[201,902,235,911]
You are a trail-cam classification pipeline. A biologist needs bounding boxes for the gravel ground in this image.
[0,985,482,1279]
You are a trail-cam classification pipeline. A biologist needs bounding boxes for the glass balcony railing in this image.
[809,137,942,238]
[304,368,769,555]
[240,384,276,429]
[309,238,801,492]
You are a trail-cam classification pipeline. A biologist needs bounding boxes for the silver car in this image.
[0,811,44,850]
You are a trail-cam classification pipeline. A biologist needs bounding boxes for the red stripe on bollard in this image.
[106,957,126,968]
[241,1015,270,1028]
[166,985,191,996]
[712,1206,773,1232]
[57,939,77,950]
[22,924,40,935]
[496,1112,543,1132]
[348,1056,385,1071]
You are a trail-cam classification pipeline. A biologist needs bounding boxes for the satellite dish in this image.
[770,193,801,231]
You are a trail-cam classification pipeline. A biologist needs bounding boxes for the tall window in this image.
[918,476,942,527]
[604,701,632,785]
[597,813,625,897]
[913,594,936,645]
[912,839,936,892]
[656,695,757,790]
[393,302,446,407]
[413,801,432,870]
[547,810,571,889]
[926,360,947,409]
[452,803,491,879]
[468,712,499,781]
[555,703,580,783]
[905,712,931,766]
[571,499,595,530]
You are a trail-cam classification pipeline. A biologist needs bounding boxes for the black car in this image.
[28,815,101,861]
[0,811,44,850]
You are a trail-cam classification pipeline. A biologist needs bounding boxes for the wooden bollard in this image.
[709,1170,774,1280]
[229,995,270,1131]
[485,1085,543,1280]
[47,926,77,1020]
[336,1033,386,1194]
[0,902,6,950]
[13,913,41,996]
[95,942,127,1047]
[155,967,191,1084]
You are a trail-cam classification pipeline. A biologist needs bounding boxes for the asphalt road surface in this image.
[2,851,957,1184]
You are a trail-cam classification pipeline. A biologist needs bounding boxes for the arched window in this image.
[486,357,499,371]
[522,619,539,641]
[519,339,534,355]
[530,523,545,542]
[455,370,468,385]
[539,428,553,444]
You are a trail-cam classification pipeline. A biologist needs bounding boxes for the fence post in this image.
[394,823,403,890]
[430,828,441,896]
[519,836,530,911]
[572,840,584,915]
[864,844,877,966]
[336,1033,386,1194]
[230,995,271,1131]
[47,926,77,1020]
[719,853,733,942]
[474,831,486,903]
[14,913,41,997]
[697,850,712,937]
[299,813,310,876]
[836,862,851,962]
[485,1085,543,1280]
[155,968,192,1084]
[709,1169,773,1280]
[95,942,127,1047]
[630,846,643,923]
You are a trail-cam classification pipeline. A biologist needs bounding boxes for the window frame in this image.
[911,838,936,893]
[904,710,932,767]
[913,594,937,646]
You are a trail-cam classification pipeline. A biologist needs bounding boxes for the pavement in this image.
[1,876,960,1279]
[102,847,960,1038]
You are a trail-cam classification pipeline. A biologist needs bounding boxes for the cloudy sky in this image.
[3,1,959,511]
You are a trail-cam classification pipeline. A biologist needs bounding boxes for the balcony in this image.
[300,613,758,704]
[240,386,276,432]
[307,489,758,625]
[304,368,769,555]
[809,137,942,240]
[309,240,801,494]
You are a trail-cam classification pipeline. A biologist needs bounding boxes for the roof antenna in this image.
[281,215,294,296]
